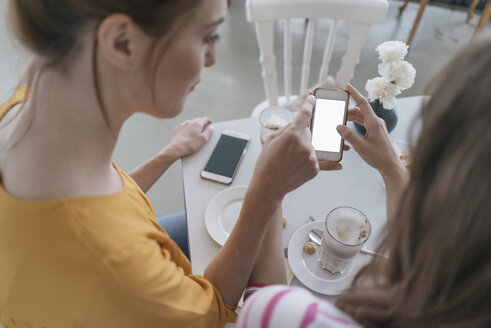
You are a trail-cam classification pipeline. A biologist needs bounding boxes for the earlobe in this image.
[97,14,135,69]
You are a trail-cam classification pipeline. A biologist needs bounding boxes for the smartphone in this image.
[311,88,350,162]
[200,130,250,184]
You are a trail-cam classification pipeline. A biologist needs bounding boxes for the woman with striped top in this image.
[239,35,491,328]
[239,285,360,328]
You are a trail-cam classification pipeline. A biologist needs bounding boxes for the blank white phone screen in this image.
[312,98,346,152]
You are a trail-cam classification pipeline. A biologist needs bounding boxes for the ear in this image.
[96,14,137,70]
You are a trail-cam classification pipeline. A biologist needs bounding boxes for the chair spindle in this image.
[318,20,338,84]
[283,19,292,102]
[300,19,315,94]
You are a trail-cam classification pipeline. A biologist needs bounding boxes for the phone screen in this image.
[311,98,346,152]
[204,134,248,178]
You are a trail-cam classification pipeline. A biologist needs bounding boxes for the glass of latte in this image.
[320,207,371,274]
[259,106,293,144]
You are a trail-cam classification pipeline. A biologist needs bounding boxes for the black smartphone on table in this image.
[200,130,250,184]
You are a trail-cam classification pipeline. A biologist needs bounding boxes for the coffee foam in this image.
[327,215,369,245]
[264,113,289,130]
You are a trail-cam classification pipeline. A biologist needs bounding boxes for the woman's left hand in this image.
[162,117,214,159]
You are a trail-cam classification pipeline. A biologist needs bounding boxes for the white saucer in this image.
[205,186,247,246]
[288,221,372,295]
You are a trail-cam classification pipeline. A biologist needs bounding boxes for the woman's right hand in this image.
[336,84,402,178]
[248,96,320,206]
[205,98,319,305]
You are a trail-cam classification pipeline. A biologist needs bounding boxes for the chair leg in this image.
[471,0,491,41]
[399,0,411,16]
[407,0,430,47]
[467,0,480,23]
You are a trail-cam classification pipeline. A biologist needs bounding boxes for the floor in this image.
[0,0,489,216]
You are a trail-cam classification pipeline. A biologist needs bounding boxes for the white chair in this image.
[246,0,388,117]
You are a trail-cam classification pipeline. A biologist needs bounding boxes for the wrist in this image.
[158,144,181,163]
[244,182,283,217]
[381,158,408,187]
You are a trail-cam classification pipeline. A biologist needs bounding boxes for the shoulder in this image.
[0,87,31,155]
[238,285,360,328]
[0,87,32,121]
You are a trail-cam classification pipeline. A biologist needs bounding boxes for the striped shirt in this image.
[237,286,360,328]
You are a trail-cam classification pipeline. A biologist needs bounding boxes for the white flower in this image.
[365,41,415,109]
[376,41,408,62]
[378,60,416,90]
[381,97,397,109]
[365,77,401,109]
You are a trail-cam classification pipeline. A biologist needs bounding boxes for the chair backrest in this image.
[246,0,388,109]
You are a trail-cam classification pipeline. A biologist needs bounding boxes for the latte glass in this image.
[259,106,294,144]
[319,206,371,273]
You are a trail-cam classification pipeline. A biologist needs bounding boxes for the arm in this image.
[247,205,286,286]
[204,190,282,305]
[337,84,409,224]
[379,156,409,223]
[128,150,178,194]
[204,97,320,305]
[129,117,213,193]
[105,236,237,327]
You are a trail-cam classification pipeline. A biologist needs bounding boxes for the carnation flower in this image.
[365,41,415,109]
[378,60,416,90]
[365,77,401,109]
[376,41,408,62]
[380,96,397,109]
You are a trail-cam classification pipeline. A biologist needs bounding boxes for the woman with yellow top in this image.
[0,0,343,327]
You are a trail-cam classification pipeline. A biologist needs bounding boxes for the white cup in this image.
[319,207,371,273]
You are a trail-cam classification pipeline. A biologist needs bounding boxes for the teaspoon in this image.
[308,227,388,258]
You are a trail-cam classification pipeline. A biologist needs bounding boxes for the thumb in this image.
[337,125,363,151]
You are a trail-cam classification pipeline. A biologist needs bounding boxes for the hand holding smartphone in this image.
[200,130,250,184]
[310,88,350,162]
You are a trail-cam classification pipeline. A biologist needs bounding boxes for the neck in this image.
[0,53,131,200]
[29,65,121,168]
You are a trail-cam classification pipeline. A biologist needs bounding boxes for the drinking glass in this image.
[259,106,294,144]
[319,206,371,273]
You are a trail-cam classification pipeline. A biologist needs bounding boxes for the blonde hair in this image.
[336,35,491,327]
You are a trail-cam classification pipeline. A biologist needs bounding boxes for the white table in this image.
[181,96,426,297]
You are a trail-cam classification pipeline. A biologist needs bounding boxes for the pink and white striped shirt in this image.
[237,285,360,328]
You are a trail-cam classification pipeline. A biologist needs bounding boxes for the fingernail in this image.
[336,125,345,133]
[307,95,315,102]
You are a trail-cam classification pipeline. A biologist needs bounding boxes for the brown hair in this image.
[3,0,204,137]
[336,35,491,327]
[9,0,203,67]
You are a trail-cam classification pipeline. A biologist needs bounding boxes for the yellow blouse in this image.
[0,88,237,327]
